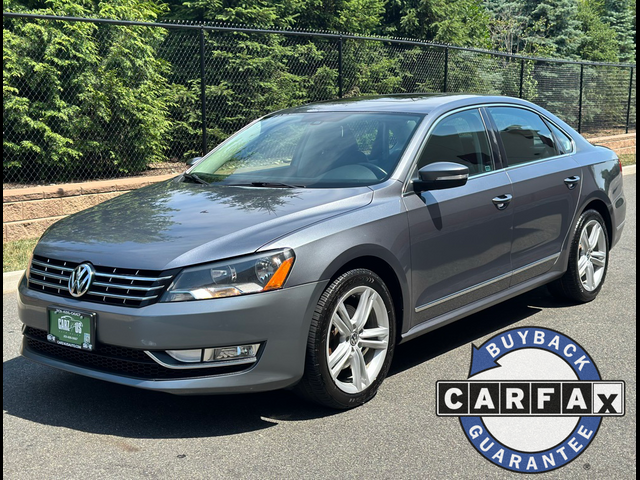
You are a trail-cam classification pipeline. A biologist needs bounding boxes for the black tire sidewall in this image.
[311,269,396,409]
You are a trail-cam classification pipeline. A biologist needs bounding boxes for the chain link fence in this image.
[3,12,636,186]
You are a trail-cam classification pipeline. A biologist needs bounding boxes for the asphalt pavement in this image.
[3,174,636,480]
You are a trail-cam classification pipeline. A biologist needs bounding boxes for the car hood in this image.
[35,179,373,271]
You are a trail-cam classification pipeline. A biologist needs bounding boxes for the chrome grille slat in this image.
[88,291,158,301]
[94,272,173,282]
[29,268,69,281]
[28,278,68,290]
[28,255,174,308]
[31,259,74,272]
[92,281,164,292]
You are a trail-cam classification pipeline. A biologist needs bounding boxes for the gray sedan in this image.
[18,94,626,408]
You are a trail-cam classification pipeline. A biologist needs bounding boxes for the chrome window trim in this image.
[414,253,561,313]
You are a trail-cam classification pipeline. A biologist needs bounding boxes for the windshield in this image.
[188,112,423,188]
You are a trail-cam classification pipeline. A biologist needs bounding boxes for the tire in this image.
[296,269,396,409]
[549,209,609,303]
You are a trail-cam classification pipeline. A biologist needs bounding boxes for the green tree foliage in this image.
[576,0,620,62]
[384,0,491,47]
[2,0,636,184]
[3,0,172,182]
[520,0,586,58]
[603,0,636,62]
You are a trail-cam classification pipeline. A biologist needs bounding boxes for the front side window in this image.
[488,107,558,166]
[189,112,423,188]
[418,109,493,176]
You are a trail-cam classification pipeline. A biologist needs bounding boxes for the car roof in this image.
[274,93,531,115]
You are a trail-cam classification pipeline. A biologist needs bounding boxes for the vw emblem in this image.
[68,263,95,298]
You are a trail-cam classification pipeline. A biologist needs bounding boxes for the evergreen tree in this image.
[520,0,586,58]
[576,0,620,62]
[384,0,491,48]
[603,0,636,62]
[3,0,172,182]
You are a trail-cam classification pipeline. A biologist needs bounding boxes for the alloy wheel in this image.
[577,219,607,292]
[326,286,390,394]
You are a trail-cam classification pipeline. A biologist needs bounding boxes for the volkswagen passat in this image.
[18,94,626,408]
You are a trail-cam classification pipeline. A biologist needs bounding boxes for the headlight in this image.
[161,249,295,302]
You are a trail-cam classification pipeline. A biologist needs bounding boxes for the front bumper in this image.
[18,275,328,394]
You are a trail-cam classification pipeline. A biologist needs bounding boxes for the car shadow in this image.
[3,286,563,439]
[2,355,337,438]
[388,285,557,377]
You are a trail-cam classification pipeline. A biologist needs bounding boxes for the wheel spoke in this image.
[578,255,590,276]
[337,303,353,332]
[359,327,389,350]
[359,339,388,350]
[328,343,351,378]
[580,229,590,252]
[585,262,595,290]
[359,326,389,339]
[352,289,376,331]
[588,224,602,250]
[332,311,352,336]
[591,251,606,268]
[350,348,369,390]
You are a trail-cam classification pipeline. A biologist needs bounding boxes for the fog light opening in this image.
[164,343,261,366]
[203,344,260,362]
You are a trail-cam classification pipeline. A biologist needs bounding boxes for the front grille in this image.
[23,327,251,379]
[28,255,176,307]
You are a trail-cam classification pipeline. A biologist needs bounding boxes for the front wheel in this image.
[549,209,609,303]
[297,269,396,409]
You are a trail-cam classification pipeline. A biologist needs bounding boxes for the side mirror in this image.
[413,162,469,192]
[186,157,202,167]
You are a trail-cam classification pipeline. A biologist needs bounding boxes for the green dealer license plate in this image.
[48,307,96,351]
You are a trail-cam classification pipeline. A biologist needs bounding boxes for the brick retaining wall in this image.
[2,134,636,243]
[3,174,176,242]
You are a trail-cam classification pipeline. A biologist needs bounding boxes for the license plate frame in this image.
[47,306,96,351]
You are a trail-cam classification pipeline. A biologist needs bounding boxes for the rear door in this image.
[485,106,582,285]
[404,108,514,327]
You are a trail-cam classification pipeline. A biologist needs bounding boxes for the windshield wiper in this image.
[182,172,210,185]
[249,182,306,189]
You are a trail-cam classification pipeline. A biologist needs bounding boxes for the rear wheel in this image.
[549,209,609,303]
[297,269,396,409]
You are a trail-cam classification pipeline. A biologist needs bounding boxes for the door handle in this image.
[564,176,581,190]
[492,194,513,211]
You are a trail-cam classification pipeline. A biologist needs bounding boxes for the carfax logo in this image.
[436,327,625,473]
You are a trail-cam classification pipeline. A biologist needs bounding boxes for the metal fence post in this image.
[519,59,525,98]
[338,35,343,98]
[578,64,585,134]
[199,27,208,155]
[626,67,634,134]
[443,47,449,93]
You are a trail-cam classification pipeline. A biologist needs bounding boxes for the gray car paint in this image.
[18,94,626,394]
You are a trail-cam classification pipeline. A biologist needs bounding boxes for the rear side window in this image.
[419,109,493,176]
[488,107,558,166]
[547,121,574,154]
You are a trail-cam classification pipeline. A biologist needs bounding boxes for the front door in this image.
[404,108,514,327]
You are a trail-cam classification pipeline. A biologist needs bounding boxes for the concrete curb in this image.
[3,165,636,296]
[3,270,23,295]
